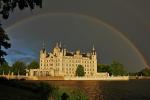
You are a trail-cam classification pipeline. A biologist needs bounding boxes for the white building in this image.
[29,42,98,77]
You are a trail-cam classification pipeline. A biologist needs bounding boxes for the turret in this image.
[40,49,46,58]
[40,41,47,69]
[63,48,67,56]
[59,42,62,48]
[40,41,46,58]
[92,45,96,55]
[76,50,80,55]
[91,45,97,60]
[53,42,61,56]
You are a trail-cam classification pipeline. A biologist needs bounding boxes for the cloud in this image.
[6,49,38,65]
[9,56,38,65]
[7,49,27,56]
[16,57,38,64]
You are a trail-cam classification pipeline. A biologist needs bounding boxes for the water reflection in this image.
[42,80,150,100]
[44,80,102,99]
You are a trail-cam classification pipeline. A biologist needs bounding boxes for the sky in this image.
[1,0,150,72]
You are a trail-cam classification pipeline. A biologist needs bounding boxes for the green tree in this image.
[0,62,10,75]
[27,61,39,69]
[138,68,150,76]
[97,64,111,73]
[12,61,26,75]
[110,61,127,76]
[76,65,85,76]
[0,0,43,19]
[0,25,11,66]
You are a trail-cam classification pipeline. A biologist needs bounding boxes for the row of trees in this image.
[97,61,127,76]
[97,61,150,76]
[0,61,39,75]
[129,68,150,76]
[1,60,149,76]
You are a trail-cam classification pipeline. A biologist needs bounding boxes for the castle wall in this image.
[30,43,98,77]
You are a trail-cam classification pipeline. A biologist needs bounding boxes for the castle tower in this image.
[40,41,47,69]
[92,45,96,55]
[53,42,61,56]
[91,45,97,75]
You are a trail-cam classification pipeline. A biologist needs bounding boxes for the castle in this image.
[29,42,98,78]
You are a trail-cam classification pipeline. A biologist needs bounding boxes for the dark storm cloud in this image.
[5,14,147,72]
[2,0,150,71]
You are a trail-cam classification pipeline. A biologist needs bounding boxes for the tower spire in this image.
[59,41,62,48]
[43,40,45,50]
[56,42,59,48]
[92,44,95,51]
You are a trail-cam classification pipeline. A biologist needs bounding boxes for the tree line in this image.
[1,60,150,76]
[97,61,150,76]
[0,61,39,75]
[97,61,127,76]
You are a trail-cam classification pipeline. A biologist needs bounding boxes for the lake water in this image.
[43,80,150,100]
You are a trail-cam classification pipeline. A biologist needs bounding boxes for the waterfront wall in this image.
[64,76,129,81]
[0,75,129,81]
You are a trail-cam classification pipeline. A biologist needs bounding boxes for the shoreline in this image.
[1,75,150,81]
[129,76,150,80]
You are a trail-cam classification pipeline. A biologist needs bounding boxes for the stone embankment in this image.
[64,76,129,81]
[0,75,129,81]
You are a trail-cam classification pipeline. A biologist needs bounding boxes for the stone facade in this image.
[29,42,97,77]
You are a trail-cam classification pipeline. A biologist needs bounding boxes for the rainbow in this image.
[6,12,149,68]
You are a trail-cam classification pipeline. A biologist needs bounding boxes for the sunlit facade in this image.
[29,42,97,77]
